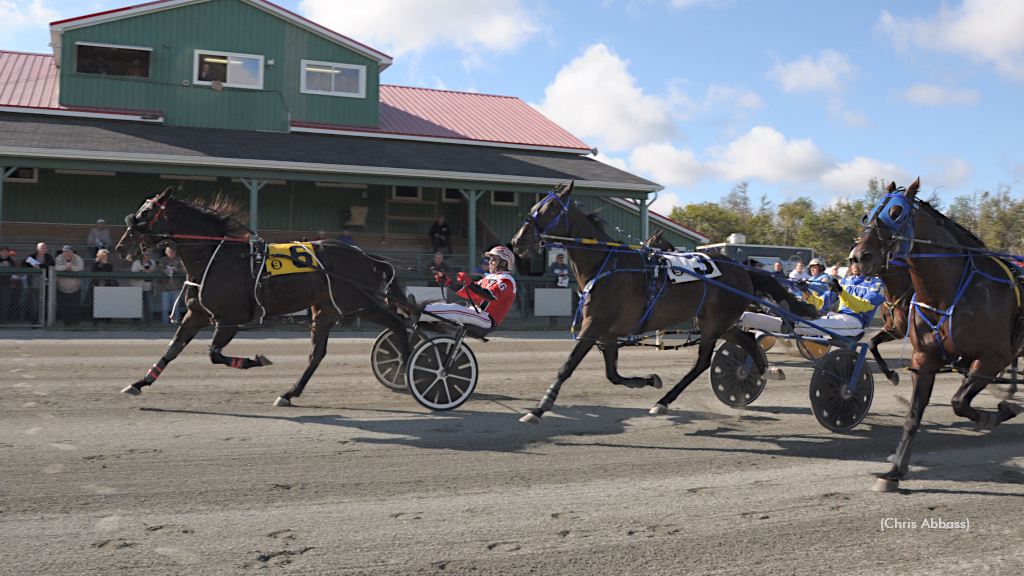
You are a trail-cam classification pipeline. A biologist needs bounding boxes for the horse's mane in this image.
[174,194,251,239]
[917,199,985,248]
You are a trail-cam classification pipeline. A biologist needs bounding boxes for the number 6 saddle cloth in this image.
[661,252,723,284]
[265,242,323,277]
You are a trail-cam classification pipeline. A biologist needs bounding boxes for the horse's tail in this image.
[747,268,818,319]
[369,257,408,305]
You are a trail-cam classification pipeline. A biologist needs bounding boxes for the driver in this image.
[424,246,518,329]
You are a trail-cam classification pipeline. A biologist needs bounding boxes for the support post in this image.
[0,166,17,243]
[460,189,487,266]
[239,178,268,235]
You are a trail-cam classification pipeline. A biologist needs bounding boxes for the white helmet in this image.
[809,258,826,268]
[485,246,516,272]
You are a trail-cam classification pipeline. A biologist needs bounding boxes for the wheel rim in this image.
[797,339,830,361]
[371,330,425,391]
[809,349,874,432]
[406,337,477,410]
[756,333,776,352]
[710,341,767,407]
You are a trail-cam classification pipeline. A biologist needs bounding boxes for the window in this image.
[391,186,422,201]
[300,60,365,98]
[491,190,518,206]
[75,42,151,78]
[3,167,37,183]
[442,188,463,203]
[194,50,263,89]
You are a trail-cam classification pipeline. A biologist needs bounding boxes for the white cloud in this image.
[533,44,678,152]
[668,0,729,8]
[767,50,855,93]
[707,127,832,183]
[902,83,980,106]
[705,84,764,110]
[0,1,57,43]
[879,0,1024,81]
[820,158,911,196]
[299,0,539,57]
[826,97,871,128]
[628,143,706,188]
[926,156,974,187]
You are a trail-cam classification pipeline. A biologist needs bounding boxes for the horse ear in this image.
[886,181,896,194]
[905,178,920,199]
[556,180,575,198]
[158,186,173,200]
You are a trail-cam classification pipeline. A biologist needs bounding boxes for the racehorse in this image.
[509,181,817,424]
[115,188,414,406]
[850,178,1024,492]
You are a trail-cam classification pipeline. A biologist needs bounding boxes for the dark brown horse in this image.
[868,258,913,386]
[115,188,413,406]
[509,182,817,424]
[850,178,1024,492]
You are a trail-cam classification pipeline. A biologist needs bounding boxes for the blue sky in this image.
[3,0,1023,216]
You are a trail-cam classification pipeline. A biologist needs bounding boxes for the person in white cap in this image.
[424,246,518,330]
[86,218,112,256]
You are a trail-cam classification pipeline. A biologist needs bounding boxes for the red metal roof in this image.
[0,51,59,109]
[0,51,588,151]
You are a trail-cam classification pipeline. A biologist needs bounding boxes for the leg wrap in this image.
[143,358,168,384]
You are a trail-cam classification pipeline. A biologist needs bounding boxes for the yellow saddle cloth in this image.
[266,242,322,276]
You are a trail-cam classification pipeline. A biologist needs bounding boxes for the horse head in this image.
[850,178,920,276]
[510,180,575,259]
[116,187,174,261]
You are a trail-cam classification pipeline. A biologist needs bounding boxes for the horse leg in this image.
[208,324,273,369]
[872,370,936,493]
[950,358,1024,428]
[650,338,717,415]
[869,331,899,385]
[520,336,599,425]
[274,310,337,407]
[121,316,205,396]
[600,339,662,389]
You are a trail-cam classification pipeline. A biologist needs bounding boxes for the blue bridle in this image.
[863,190,915,256]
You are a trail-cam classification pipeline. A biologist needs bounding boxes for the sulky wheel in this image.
[710,341,768,407]
[809,348,874,432]
[405,336,478,410]
[755,331,776,353]
[371,329,426,391]
[796,338,830,361]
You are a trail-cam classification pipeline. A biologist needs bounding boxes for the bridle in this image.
[519,190,573,252]
[861,189,916,259]
[123,194,251,256]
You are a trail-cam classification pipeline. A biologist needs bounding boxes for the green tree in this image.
[775,198,814,247]
[668,202,740,244]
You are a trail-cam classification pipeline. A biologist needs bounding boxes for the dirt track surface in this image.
[2,328,1023,575]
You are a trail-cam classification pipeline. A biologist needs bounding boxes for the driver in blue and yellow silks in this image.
[799,257,834,310]
[795,261,886,338]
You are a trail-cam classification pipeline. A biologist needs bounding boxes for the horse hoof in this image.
[273,397,291,407]
[764,367,785,381]
[871,478,899,493]
[649,403,668,415]
[999,401,1024,417]
[519,413,541,425]
[257,354,274,366]
[121,385,141,396]
[649,375,662,389]
[888,372,900,386]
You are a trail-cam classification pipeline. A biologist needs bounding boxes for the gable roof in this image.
[49,0,392,70]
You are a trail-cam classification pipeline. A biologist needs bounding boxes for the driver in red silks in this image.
[424,246,518,330]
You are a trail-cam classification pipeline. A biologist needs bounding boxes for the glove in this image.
[794,279,809,290]
[434,272,451,287]
[829,277,842,294]
[456,272,471,286]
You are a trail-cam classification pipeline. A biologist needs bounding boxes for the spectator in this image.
[545,253,571,288]
[337,228,355,247]
[828,265,841,279]
[21,242,55,323]
[470,256,490,279]
[87,218,112,256]
[772,260,786,277]
[429,215,452,254]
[788,261,810,281]
[131,249,156,326]
[126,57,146,78]
[90,249,117,326]
[426,252,452,287]
[0,245,18,322]
[54,245,85,325]
[158,246,186,325]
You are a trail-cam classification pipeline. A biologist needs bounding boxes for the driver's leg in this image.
[422,302,492,329]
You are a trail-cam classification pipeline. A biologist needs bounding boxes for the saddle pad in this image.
[266,242,322,276]
[662,252,723,284]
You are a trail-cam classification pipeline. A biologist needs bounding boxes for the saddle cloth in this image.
[661,252,723,284]
[265,242,322,277]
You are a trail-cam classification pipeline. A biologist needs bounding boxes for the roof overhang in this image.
[49,0,392,70]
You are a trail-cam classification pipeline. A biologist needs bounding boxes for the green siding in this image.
[58,0,381,132]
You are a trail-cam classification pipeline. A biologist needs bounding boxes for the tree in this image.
[669,202,740,244]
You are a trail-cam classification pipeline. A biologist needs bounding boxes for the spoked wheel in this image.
[809,349,874,432]
[405,336,478,410]
[710,341,768,407]
[370,329,426,391]
[796,338,830,361]
[755,332,776,353]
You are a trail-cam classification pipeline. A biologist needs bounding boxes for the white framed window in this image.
[76,42,151,78]
[491,190,517,206]
[391,186,422,201]
[300,60,365,98]
[3,167,38,183]
[194,50,263,89]
[442,188,463,203]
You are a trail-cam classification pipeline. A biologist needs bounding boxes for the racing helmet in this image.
[485,246,516,272]
[808,257,827,269]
